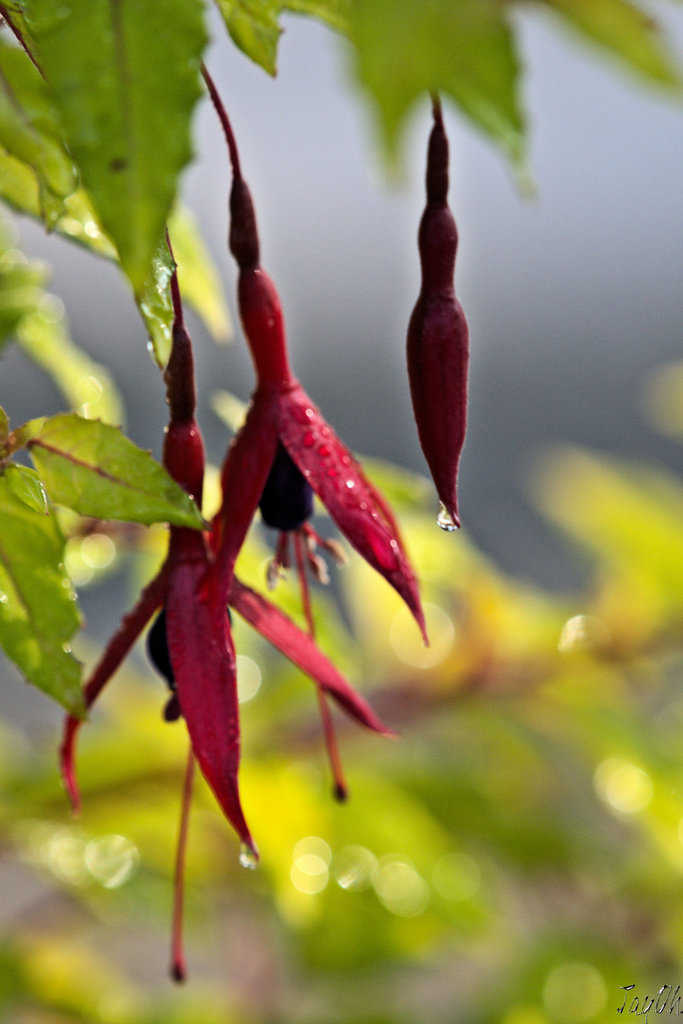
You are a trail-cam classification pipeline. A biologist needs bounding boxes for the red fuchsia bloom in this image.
[60,257,391,980]
[202,67,427,649]
[406,97,469,531]
[201,66,427,797]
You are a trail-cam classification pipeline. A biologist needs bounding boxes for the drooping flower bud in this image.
[407,97,469,531]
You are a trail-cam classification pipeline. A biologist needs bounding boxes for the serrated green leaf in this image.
[349,0,525,166]
[26,413,205,528]
[24,0,208,291]
[4,462,48,514]
[541,0,682,90]
[0,475,83,714]
[0,36,78,228]
[0,405,8,447]
[215,0,348,74]
[214,0,283,75]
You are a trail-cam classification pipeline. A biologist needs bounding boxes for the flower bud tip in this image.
[171,960,187,984]
[334,782,349,803]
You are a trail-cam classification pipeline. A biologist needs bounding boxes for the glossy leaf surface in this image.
[25,413,205,527]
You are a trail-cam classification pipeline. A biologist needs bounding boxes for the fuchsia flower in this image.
[60,260,391,981]
[202,67,427,796]
[61,71,429,982]
[203,68,427,651]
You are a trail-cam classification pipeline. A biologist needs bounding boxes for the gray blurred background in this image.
[2,4,682,626]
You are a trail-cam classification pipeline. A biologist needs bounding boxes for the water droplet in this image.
[345,479,355,489]
[239,843,259,870]
[304,407,315,421]
[436,502,459,532]
[0,592,8,605]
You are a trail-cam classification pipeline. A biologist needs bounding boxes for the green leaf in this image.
[136,209,232,366]
[348,0,525,166]
[25,413,206,528]
[133,236,175,368]
[0,36,78,228]
[214,0,284,75]
[4,462,49,514]
[540,0,683,90]
[24,0,208,291]
[0,405,8,446]
[0,475,83,714]
[283,0,349,33]
[0,158,229,351]
[0,241,47,348]
[214,0,347,75]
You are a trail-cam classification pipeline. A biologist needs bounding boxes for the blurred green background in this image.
[1,425,682,1022]
[1,3,683,1021]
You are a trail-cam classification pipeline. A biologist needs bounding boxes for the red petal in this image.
[166,537,256,856]
[211,389,279,594]
[60,563,171,812]
[277,384,428,643]
[230,576,394,736]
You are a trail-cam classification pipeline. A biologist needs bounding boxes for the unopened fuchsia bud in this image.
[407,97,469,531]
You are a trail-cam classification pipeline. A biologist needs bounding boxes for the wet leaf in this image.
[0,475,83,713]
[25,413,205,528]
[4,462,48,514]
[24,0,208,291]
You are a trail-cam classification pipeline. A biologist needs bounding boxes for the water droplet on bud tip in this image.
[239,843,259,870]
[436,502,459,532]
